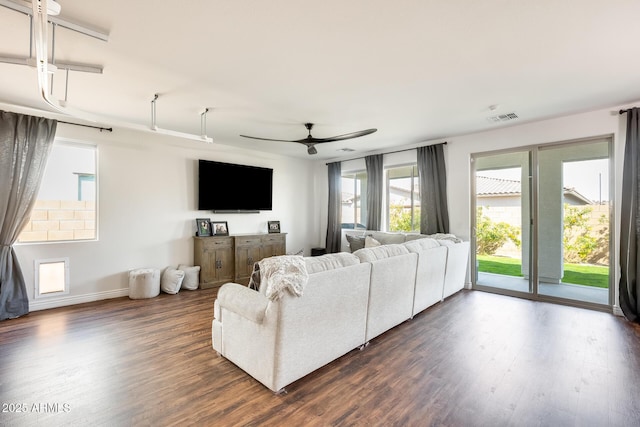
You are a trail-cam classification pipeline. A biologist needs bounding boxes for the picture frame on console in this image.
[196,218,211,237]
[211,221,229,236]
[268,221,281,234]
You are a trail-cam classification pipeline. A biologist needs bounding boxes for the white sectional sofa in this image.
[212,235,469,393]
[403,238,448,316]
[212,253,371,393]
[352,244,418,342]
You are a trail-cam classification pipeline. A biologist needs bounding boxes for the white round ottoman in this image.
[128,268,161,299]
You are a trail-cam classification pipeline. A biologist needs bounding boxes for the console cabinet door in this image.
[216,245,234,284]
[194,236,233,289]
[234,236,262,285]
[261,234,287,258]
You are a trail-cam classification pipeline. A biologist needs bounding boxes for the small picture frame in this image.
[211,221,229,236]
[268,220,281,234]
[196,218,211,237]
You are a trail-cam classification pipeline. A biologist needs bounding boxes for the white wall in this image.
[311,103,633,314]
[14,122,317,311]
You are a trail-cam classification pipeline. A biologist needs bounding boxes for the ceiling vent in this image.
[487,112,519,123]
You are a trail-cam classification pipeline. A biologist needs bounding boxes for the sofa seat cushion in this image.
[353,244,410,262]
[304,252,360,274]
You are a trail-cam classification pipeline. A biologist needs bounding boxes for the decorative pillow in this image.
[364,236,382,248]
[178,264,200,290]
[425,233,463,243]
[346,234,366,252]
[161,267,185,294]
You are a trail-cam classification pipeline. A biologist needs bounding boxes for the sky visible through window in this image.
[478,158,609,203]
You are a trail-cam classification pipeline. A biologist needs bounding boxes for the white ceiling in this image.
[1,0,640,159]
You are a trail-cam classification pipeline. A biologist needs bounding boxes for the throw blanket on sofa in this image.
[254,255,309,301]
[425,233,462,243]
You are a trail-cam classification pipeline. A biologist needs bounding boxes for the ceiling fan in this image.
[240,123,377,155]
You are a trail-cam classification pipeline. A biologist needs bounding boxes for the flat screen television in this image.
[198,159,273,212]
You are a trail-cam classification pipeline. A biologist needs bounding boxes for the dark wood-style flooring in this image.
[1,288,639,426]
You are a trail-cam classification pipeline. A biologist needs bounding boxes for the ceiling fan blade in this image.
[239,134,300,143]
[312,128,377,143]
[240,123,377,155]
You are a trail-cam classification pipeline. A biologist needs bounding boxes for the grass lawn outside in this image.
[477,254,609,288]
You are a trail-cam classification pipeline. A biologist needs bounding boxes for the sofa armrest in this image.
[217,282,269,324]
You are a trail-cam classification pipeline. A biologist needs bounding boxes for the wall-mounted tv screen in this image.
[198,159,273,212]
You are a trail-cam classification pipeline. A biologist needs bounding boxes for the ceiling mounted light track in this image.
[0,0,107,40]
[0,0,213,143]
[149,94,213,142]
[151,94,159,131]
[201,108,210,140]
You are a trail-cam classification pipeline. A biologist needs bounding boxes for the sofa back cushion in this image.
[367,231,407,245]
[403,238,440,252]
[304,252,361,274]
[404,233,430,242]
[353,244,410,262]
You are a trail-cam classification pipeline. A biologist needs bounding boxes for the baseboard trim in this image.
[30,288,129,312]
[612,305,624,317]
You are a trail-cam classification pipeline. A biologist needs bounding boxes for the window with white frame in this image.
[341,171,368,229]
[18,142,97,243]
[386,164,420,232]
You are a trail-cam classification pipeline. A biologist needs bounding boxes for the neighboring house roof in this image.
[477,176,593,204]
[476,176,521,196]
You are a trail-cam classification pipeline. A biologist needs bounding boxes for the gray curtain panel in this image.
[365,154,383,231]
[325,161,342,253]
[417,143,450,235]
[620,107,640,322]
[0,111,57,321]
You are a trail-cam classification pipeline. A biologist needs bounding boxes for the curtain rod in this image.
[326,141,447,165]
[619,108,636,115]
[58,120,113,132]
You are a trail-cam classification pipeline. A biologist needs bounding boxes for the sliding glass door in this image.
[537,140,611,305]
[472,137,612,309]
[473,150,533,296]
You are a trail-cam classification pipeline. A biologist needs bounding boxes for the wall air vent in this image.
[487,112,519,123]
